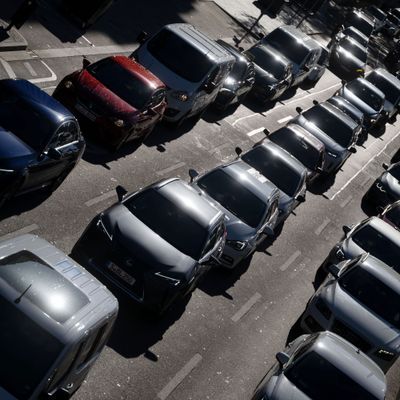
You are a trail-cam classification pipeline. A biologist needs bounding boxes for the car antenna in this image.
[14,283,32,304]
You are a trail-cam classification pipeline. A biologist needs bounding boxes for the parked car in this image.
[213,40,255,110]
[251,331,386,400]
[53,55,166,151]
[380,200,400,230]
[326,95,365,127]
[305,44,330,86]
[237,141,308,225]
[365,68,400,121]
[133,23,235,124]
[266,124,325,184]
[365,5,387,31]
[260,25,322,87]
[292,102,359,174]
[245,44,293,104]
[382,11,400,37]
[302,253,400,371]
[337,77,386,130]
[0,234,118,400]
[365,162,400,211]
[332,26,369,48]
[329,36,367,80]
[189,162,280,269]
[72,179,226,313]
[344,10,375,37]
[0,79,85,208]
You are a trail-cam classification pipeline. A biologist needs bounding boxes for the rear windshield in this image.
[241,146,302,197]
[125,188,208,260]
[88,58,154,110]
[367,74,400,104]
[0,294,63,400]
[347,81,384,111]
[147,29,213,82]
[340,266,400,329]
[246,46,287,79]
[197,169,266,228]
[351,224,400,273]
[339,39,367,62]
[285,351,379,400]
[303,106,354,148]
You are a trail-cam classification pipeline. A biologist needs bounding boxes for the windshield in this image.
[384,205,400,227]
[367,74,400,104]
[303,106,354,148]
[346,14,374,36]
[344,29,368,46]
[340,266,400,329]
[0,295,63,400]
[197,169,266,228]
[347,81,384,111]
[351,224,400,273]
[339,39,367,62]
[265,30,308,65]
[125,188,208,260]
[241,146,302,197]
[88,58,154,110]
[247,46,287,79]
[389,164,400,180]
[147,28,213,82]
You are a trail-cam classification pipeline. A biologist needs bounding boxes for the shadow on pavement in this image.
[307,173,336,196]
[286,312,305,346]
[360,191,379,217]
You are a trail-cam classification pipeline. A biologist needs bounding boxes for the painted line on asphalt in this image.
[85,190,115,207]
[156,161,186,176]
[231,292,262,322]
[277,115,293,124]
[29,60,57,84]
[157,354,202,400]
[247,127,265,137]
[330,130,400,201]
[340,195,353,208]
[0,224,39,242]
[315,218,331,236]
[0,58,16,78]
[280,250,302,271]
[23,61,38,77]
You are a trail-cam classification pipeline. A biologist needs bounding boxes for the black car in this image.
[213,40,255,110]
[327,96,365,127]
[72,179,226,313]
[245,44,292,104]
[344,10,375,37]
[0,79,85,208]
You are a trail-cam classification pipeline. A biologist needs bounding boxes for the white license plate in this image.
[75,103,97,122]
[107,262,136,286]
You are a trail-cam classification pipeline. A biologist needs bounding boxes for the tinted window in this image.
[351,224,400,273]
[125,189,208,260]
[246,46,287,79]
[197,169,266,228]
[303,106,354,148]
[340,266,400,329]
[384,205,400,228]
[339,39,367,62]
[0,295,63,400]
[367,74,400,104]
[389,164,400,180]
[47,120,79,148]
[346,14,374,36]
[347,81,384,111]
[344,29,368,47]
[0,251,89,323]
[87,58,154,110]
[285,351,379,400]
[242,146,302,197]
[147,29,213,83]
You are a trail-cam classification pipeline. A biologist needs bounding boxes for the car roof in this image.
[317,101,358,129]
[248,43,292,67]
[343,26,369,41]
[355,216,400,246]
[328,95,364,121]
[275,24,308,40]
[367,68,400,90]
[216,39,251,64]
[339,35,368,52]
[348,77,385,98]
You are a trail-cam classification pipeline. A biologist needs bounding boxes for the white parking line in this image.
[85,190,115,207]
[280,250,301,271]
[158,354,202,400]
[0,58,16,78]
[277,115,293,124]
[231,293,262,322]
[23,61,38,77]
[29,60,57,84]
[315,218,331,236]
[340,195,353,208]
[156,161,186,176]
[247,127,265,137]
[0,224,39,242]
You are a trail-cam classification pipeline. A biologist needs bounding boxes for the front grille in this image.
[331,319,371,353]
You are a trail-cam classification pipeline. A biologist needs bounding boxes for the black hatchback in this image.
[0,79,85,208]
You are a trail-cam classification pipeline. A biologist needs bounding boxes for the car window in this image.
[367,75,400,104]
[346,81,384,111]
[246,46,287,79]
[384,205,400,227]
[339,39,367,62]
[47,120,79,149]
[389,164,400,180]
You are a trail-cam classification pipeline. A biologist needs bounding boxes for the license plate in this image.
[107,262,136,286]
[75,103,97,122]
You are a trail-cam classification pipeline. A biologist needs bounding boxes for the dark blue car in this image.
[0,79,85,208]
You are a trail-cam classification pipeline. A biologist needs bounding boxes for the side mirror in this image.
[327,263,341,278]
[312,99,319,106]
[296,106,303,114]
[47,147,62,160]
[116,185,128,202]
[82,57,91,69]
[349,146,357,154]
[276,352,290,366]
[235,147,243,157]
[382,162,389,170]
[263,128,270,136]
[189,168,199,182]
[137,30,148,44]
[296,194,306,203]
[342,225,351,235]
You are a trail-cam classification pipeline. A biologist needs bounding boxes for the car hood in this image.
[102,204,197,278]
[380,172,400,198]
[270,375,310,400]
[254,64,279,86]
[340,87,380,116]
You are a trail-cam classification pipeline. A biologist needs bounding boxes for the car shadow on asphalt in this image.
[307,173,336,196]
[202,104,242,124]
[360,191,379,217]
[241,95,279,115]
[285,312,305,346]
[391,148,400,164]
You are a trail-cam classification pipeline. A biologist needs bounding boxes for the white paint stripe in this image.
[23,61,38,77]
[85,190,115,207]
[156,161,186,176]
[340,195,353,208]
[330,130,400,200]
[42,85,57,93]
[0,224,39,242]
[277,115,293,124]
[247,127,265,137]
[0,58,16,79]
[29,60,57,84]
[280,250,301,271]
[231,293,261,322]
[315,218,331,236]
[81,35,95,47]
[158,354,202,400]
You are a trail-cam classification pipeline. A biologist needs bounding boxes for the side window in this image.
[48,121,79,149]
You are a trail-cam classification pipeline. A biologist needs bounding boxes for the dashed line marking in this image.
[315,218,331,236]
[231,293,262,322]
[0,224,39,242]
[85,190,115,207]
[277,115,293,124]
[247,127,265,137]
[156,161,186,176]
[158,354,202,400]
[340,195,353,208]
[280,250,301,271]
[23,61,38,77]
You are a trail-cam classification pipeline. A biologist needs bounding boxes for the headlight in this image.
[327,151,338,158]
[226,240,247,251]
[376,182,387,193]
[155,272,181,286]
[375,349,395,361]
[114,119,125,128]
[64,80,73,89]
[171,91,189,102]
[315,298,332,320]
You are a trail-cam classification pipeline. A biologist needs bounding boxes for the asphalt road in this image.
[0,1,399,399]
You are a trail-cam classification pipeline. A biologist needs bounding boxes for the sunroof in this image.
[0,251,89,323]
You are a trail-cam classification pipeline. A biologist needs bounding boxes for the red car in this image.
[53,56,167,151]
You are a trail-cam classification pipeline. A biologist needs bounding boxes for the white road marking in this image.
[315,218,331,236]
[23,61,38,77]
[0,224,39,242]
[42,85,57,93]
[156,161,186,176]
[247,127,265,137]
[29,60,57,84]
[329,130,400,200]
[231,293,262,322]
[81,35,95,47]
[340,195,353,208]
[280,250,301,271]
[0,58,16,78]
[158,354,202,400]
[277,115,293,124]
[85,190,115,207]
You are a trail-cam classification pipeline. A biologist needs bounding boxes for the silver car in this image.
[189,161,280,269]
[302,253,400,372]
[252,331,386,400]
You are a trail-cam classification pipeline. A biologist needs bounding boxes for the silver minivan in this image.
[133,23,235,124]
